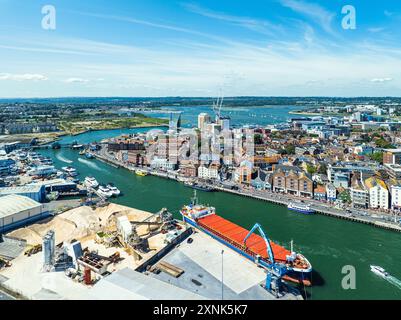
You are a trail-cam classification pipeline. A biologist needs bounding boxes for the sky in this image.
[0,0,400,98]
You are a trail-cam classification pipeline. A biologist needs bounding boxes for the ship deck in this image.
[197,214,290,262]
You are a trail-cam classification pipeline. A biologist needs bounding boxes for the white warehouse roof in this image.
[0,195,43,219]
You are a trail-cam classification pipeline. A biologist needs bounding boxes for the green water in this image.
[39,123,401,300]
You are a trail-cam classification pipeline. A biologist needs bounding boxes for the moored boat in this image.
[135,169,148,176]
[287,201,315,215]
[184,181,215,192]
[107,183,121,196]
[97,185,113,198]
[84,176,99,189]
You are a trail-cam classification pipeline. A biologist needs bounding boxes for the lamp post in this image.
[221,249,224,300]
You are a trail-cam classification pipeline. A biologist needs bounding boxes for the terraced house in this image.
[271,165,313,198]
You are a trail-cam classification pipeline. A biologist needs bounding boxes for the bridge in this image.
[33,143,91,150]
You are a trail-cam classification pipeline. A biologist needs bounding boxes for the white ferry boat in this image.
[84,176,99,189]
[107,183,121,196]
[287,202,315,215]
[370,265,389,278]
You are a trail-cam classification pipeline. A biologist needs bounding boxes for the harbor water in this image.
[39,106,401,300]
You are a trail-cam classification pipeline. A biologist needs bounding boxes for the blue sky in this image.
[0,0,400,97]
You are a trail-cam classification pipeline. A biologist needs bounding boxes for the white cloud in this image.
[0,73,48,81]
[65,77,89,83]
[182,3,283,36]
[280,0,335,35]
[370,78,393,83]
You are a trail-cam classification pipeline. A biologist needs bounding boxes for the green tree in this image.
[285,144,295,155]
[339,190,351,204]
[318,163,328,174]
[306,164,317,175]
[370,151,384,164]
[375,137,395,149]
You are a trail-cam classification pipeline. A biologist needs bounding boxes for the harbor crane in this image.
[212,90,224,121]
[243,223,287,296]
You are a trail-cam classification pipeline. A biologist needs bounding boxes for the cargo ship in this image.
[180,194,312,286]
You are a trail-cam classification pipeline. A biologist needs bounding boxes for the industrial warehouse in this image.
[0,195,49,233]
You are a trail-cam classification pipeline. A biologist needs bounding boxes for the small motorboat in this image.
[135,169,148,176]
[370,265,389,278]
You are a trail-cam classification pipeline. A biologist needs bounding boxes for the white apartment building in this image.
[365,177,389,210]
[326,183,337,202]
[198,165,219,180]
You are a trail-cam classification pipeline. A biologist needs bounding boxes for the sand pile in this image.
[7,203,155,246]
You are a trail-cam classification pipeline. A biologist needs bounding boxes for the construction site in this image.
[0,202,302,300]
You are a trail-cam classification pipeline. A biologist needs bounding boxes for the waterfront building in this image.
[391,185,401,211]
[107,139,145,152]
[198,113,211,130]
[150,158,177,171]
[350,176,369,209]
[251,169,272,190]
[364,177,389,209]
[0,184,46,203]
[271,165,313,198]
[326,183,337,202]
[235,160,253,184]
[179,161,199,177]
[2,122,57,135]
[314,185,327,201]
[198,164,219,180]
[28,179,77,194]
[0,195,49,233]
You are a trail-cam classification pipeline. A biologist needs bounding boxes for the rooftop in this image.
[0,184,44,195]
[0,195,42,219]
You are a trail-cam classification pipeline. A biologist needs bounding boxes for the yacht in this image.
[97,185,113,198]
[107,183,121,196]
[370,265,389,278]
[84,176,99,189]
[62,166,78,177]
